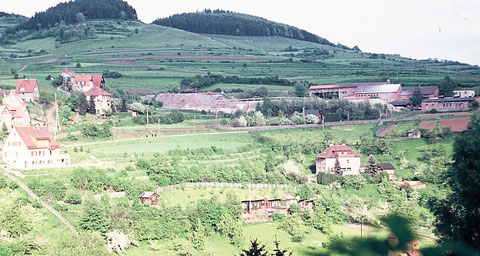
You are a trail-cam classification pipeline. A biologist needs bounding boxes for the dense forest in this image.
[153,10,346,48]
[6,0,137,34]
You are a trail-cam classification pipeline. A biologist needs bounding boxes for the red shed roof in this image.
[317,145,361,159]
[85,86,111,97]
[14,127,60,150]
[15,79,38,94]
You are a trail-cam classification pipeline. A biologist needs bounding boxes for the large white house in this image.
[2,127,70,170]
[15,79,40,102]
[315,145,361,175]
[85,86,112,115]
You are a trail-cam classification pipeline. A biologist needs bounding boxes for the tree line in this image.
[6,0,137,35]
[153,10,345,47]
[180,74,295,90]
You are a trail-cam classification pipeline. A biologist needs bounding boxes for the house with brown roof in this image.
[399,86,439,101]
[0,92,31,131]
[1,126,70,170]
[15,79,39,102]
[85,86,112,115]
[316,145,361,175]
[378,163,396,181]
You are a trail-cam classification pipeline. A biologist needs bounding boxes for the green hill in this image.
[0,12,27,36]
[0,19,479,96]
[153,9,344,48]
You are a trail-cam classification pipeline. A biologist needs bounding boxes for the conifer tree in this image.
[120,97,128,112]
[78,93,88,115]
[88,95,96,114]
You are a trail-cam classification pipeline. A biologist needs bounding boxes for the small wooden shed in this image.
[139,191,159,205]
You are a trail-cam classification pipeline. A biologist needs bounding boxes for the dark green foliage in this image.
[239,239,268,256]
[431,113,480,249]
[471,100,479,110]
[364,155,380,176]
[88,95,96,114]
[410,88,423,107]
[82,122,112,138]
[439,76,458,97]
[180,74,293,90]
[191,218,207,251]
[154,10,339,46]
[317,172,342,185]
[102,70,122,78]
[78,93,88,115]
[271,213,286,222]
[296,185,313,199]
[120,97,128,112]
[80,198,110,234]
[294,83,308,97]
[52,75,63,87]
[8,0,136,34]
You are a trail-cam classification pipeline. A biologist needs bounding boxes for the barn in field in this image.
[139,192,159,205]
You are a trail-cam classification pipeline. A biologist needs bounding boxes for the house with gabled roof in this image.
[71,74,104,93]
[1,126,70,170]
[85,86,112,115]
[0,92,31,131]
[316,144,361,175]
[15,79,39,102]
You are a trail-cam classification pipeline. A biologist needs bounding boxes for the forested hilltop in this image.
[5,0,136,34]
[153,10,348,48]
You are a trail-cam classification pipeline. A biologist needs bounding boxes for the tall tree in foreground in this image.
[78,93,88,115]
[431,112,480,249]
[439,76,457,97]
[410,88,423,108]
[88,96,96,114]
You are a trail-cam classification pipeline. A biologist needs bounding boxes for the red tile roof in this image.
[317,145,361,159]
[91,75,103,87]
[61,69,77,77]
[14,127,60,150]
[85,86,111,97]
[15,79,38,94]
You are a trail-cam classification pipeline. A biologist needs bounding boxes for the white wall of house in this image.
[17,87,39,102]
[87,95,112,115]
[316,157,361,175]
[1,130,70,170]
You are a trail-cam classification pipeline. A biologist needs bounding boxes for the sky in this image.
[2,0,480,65]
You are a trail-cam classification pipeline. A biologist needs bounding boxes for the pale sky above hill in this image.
[2,0,480,65]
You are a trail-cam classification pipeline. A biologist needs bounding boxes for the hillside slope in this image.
[153,10,346,48]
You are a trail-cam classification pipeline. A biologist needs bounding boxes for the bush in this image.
[7,181,18,190]
[271,213,286,222]
[82,123,112,138]
[317,172,342,185]
[0,177,7,189]
[65,189,82,204]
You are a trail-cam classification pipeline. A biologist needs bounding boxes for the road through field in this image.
[64,130,249,148]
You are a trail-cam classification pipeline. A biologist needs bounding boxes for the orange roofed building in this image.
[315,145,361,175]
[15,79,39,102]
[1,127,70,170]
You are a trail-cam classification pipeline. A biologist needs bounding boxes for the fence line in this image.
[156,182,290,193]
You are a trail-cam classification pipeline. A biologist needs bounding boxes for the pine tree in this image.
[191,218,206,251]
[120,97,128,112]
[365,155,379,176]
[88,95,96,115]
[272,238,293,256]
[78,93,88,115]
[239,239,268,256]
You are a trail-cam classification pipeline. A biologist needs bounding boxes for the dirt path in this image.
[64,130,249,148]
[15,53,53,60]
[0,166,77,234]
[46,104,56,133]
[17,64,28,72]
[377,124,398,137]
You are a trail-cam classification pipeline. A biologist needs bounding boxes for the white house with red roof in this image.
[15,79,39,102]
[316,145,361,175]
[85,86,112,115]
[1,127,70,170]
[71,74,104,93]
